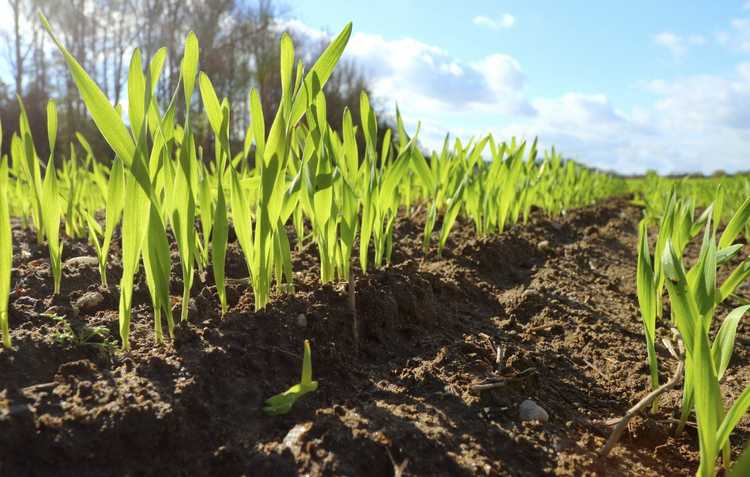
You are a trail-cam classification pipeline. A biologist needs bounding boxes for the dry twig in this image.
[598,335,684,457]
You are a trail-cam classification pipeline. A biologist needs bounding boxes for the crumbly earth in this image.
[1,197,749,476]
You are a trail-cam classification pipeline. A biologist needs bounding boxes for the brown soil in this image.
[1,197,749,476]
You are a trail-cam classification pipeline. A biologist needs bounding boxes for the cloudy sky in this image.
[1,1,749,174]
[288,0,750,174]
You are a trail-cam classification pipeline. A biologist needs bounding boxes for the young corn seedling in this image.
[636,219,660,407]
[0,134,12,348]
[198,72,230,315]
[263,340,318,415]
[409,145,437,252]
[372,110,419,267]
[15,98,45,244]
[85,157,124,288]
[437,137,489,256]
[668,196,749,436]
[333,108,362,284]
[41,100,63,295]
[357,91,380,272]
[660,209,750,476]
[171,32,200,323]
[231,25,351,309]
[356,102,419,268]
[42,14,174,348]
[494,140,527,234]
[417,137,452,253]
[300,111,338,283]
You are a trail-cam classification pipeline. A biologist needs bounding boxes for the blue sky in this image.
[284,0,750,174]
[2,1,749,174]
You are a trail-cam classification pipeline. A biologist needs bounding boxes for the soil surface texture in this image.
[1,197,749,476]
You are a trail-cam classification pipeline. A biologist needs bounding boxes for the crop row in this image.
[0,15,623,351]
[630,185,750,475]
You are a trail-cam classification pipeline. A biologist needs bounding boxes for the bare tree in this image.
[0,0,382,162]
[4,0,34,96]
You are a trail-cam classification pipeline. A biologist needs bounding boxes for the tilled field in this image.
[1,197,749,476]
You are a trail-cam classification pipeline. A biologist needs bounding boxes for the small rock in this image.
[296,313,307,328]
[64,256,99,270]
[75,291,105,312]
[519,399,549,422]
[282,422,312,458]
[537,240,550,252]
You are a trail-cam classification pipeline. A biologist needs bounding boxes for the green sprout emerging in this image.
[264,340,318,416]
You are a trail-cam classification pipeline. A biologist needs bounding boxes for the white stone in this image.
[282,422,312,458]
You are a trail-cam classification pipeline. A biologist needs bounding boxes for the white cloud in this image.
[274,18,330,43]
[491,64,750,174]
[281,21,534,121]
[346,31,533,117]
[716,17,750,52]
[262,19,750,174]
[472,14,515,30]
[653,32,705,58]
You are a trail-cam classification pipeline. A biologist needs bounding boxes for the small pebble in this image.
[296,313,307,328]
[63,256,99,270]
[537,240,550,251]
[75,291,105,312]
[519,399,549,422]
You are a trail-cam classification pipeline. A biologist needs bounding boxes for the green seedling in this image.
[263,339,318,416]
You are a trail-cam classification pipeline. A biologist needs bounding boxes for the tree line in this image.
[0,0,380,162]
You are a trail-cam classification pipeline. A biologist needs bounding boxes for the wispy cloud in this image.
[653,32,705,58]
[472,14,515,30]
